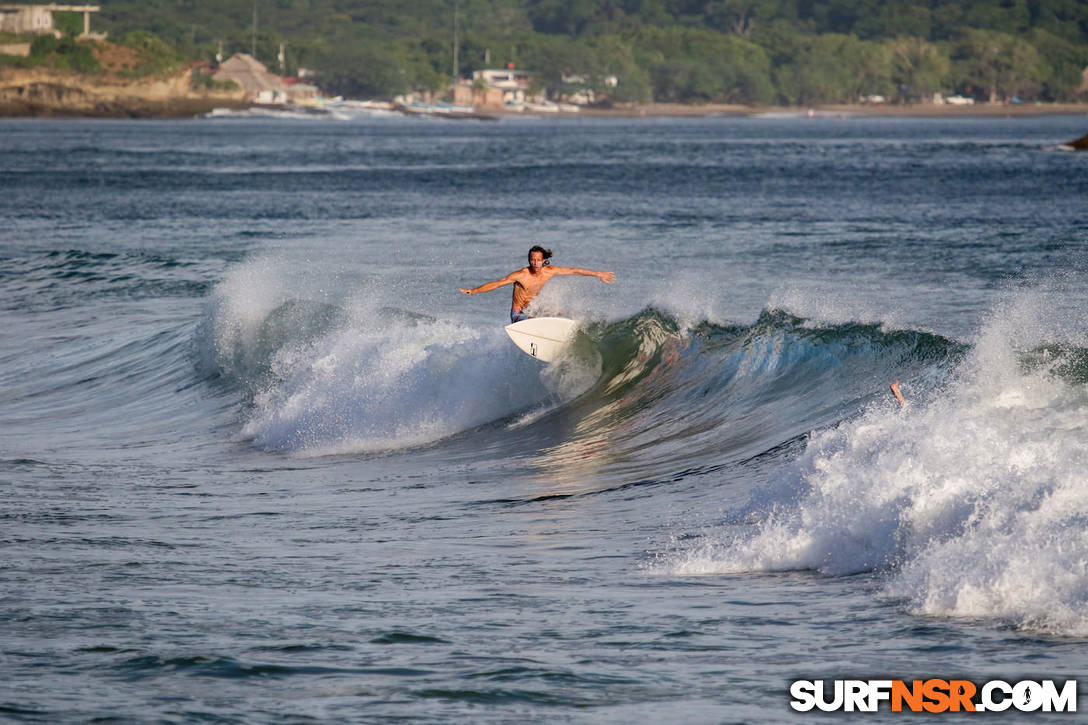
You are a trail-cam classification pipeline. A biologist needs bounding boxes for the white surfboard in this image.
[505,317,578,362]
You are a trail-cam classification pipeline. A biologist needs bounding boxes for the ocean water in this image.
[2,113,1087,722]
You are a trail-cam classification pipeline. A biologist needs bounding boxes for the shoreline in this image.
[3,65,1086,121]
[560,102,1088,119]
[2,91,1087,121]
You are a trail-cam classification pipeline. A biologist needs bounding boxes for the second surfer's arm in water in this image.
[890,380,909,409]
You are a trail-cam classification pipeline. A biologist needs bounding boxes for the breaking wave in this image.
[199,258,962,469]
[657,283,1088,636]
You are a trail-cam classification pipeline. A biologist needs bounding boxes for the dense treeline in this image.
[86,0,1088,103]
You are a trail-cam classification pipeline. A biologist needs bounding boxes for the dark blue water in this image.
[2,114,1088,721]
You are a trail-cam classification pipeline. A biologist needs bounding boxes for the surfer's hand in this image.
[599,271,616,284]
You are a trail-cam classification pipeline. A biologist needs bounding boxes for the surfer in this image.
[460,246,616,322]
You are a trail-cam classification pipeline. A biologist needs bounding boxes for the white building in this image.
[0,4,100,38]
[472,68,533,104]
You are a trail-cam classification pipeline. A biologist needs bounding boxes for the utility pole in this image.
[452,0,459,81]
[251,2,257,59]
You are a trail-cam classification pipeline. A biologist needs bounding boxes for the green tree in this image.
[1030,0,1088,44]
[852,3,932,40]
[634,26,774,103]
[768,33,890,104]
[314,43,411,98]
[508,30,649,102]
[699,0,779,37]
[519,33,595,95]
[829,34,892,101]
[527,0,604,35]
[950,27,1044,101]
[397,40,448,92]
[117,30,185,76]
[1026,28,1088,100]
[589,34,651,102]
[885,36,949,102]
[28,36,102,73]
[53,11,84,37]
[961,0,1030,35]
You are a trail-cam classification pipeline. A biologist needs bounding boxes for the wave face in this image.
[660,284,1088,636]
[200,259,963,478]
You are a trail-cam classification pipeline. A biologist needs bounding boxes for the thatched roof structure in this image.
[212,53,286,101]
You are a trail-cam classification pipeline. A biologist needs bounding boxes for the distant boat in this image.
[502,100,581,115]
[394,102,498,121]
[338,99,395,112]
[203,105,350,121]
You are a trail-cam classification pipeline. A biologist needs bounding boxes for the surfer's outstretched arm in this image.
[460,272,518,295]
[549,266,616,284]
[890,380,909,409]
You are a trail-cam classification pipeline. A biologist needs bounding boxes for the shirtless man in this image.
[460,246,616,322]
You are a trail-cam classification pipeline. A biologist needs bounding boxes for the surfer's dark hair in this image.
[528,245,552,265]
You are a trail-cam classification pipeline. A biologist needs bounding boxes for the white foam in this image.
[199,256,296,377]
[204,258,567,455]
[646,270,750,331]
[660,283,1088,635]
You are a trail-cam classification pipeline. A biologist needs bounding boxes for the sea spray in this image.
[888,284,1088,634]
[201,257,566,455]
[239,313,543,455]
[661,285,1088,635]
[198,256,345,386]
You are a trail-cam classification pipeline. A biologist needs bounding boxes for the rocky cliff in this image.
[0,67,248,118]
